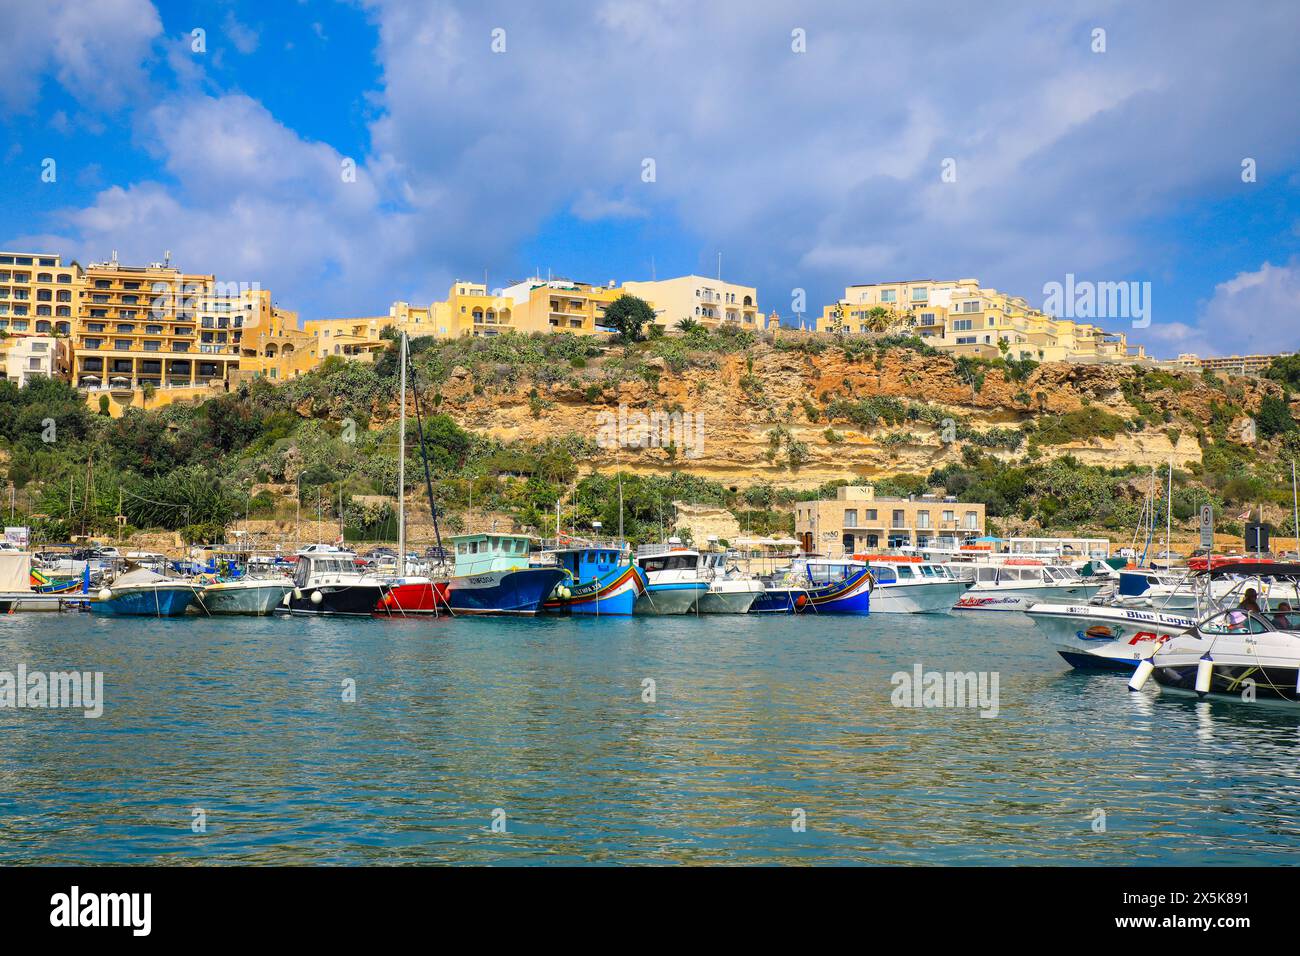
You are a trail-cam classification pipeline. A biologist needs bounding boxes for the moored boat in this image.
[201,577,294,616]
[794,558,874,614]
[952,560,1102,612]
[633,547,709,614]
[542,544,646,616]
[856,556,969,613]
[378,577,449,615]
[92,567,201,617]
[1026,602,1195,671]
[286,548,388,617]
[447,533,565,616]
[694,552,763,613]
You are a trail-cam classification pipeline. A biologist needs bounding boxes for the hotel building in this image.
[816,278,1144,363]
[1174,352,1291,377]
[73,256,241,391]
[794,485,986,554]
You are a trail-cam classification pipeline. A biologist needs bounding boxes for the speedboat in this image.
[201,576,294,615]
[857,557,969,613]
[634,547,709,615]
[92,566,202,617]
[286,547,388,617]
[1129,561,1300,702]
[694,552,763,613]
[446,533,566,616]
[542,544,646,615]
[952,561,1102,612]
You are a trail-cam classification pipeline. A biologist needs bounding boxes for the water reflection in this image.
[0,610,1298,864]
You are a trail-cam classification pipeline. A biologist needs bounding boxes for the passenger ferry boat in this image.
[542,543,646,616]
[633,546,709,615]
[286,547,389,617]
[447,533,566,616]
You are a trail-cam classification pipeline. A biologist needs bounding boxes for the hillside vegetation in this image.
[2,327,1298,547]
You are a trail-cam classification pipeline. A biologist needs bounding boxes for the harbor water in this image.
[2,610,1299,865]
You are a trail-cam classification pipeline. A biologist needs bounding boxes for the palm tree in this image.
[675,317,702,334]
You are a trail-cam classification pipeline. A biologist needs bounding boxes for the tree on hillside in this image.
[1257,392,1296,438]
[1264,354,1300,391]
[604,294,656,349]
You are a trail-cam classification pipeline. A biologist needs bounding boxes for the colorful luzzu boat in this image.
[447,533,566,616]
[794,559,874,614]
[542,545,647,616]
[92,567,202,617]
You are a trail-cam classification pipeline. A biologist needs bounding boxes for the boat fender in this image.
[560,586,571,600]
[293,588,303,599]
[1128,659,1155,692]
[97,587,112,601]
[1194,656,1214,695]
[282,593,291,606]
[310,590,323,604]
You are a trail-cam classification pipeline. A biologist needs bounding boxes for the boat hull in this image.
[1153,663,1300,702]
[449,568,566,616]
[92,585,199,617]
[288,584,387,617]
[377,579,449,615]
[545,565,645,616]
[805,568,874,615]
[201,581,293,615]
[635,582,708,615]
[750,588,810,613]
[869,580,968,614]
[952,583,1103,612]
[695,585,762,614]
[1026,603,1194,670]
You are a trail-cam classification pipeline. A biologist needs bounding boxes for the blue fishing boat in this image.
[447,533,566,616]
[796,559,874,614]
[92,567,201,617]
[542,544,646,615]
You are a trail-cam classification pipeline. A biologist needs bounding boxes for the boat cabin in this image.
[452,533,537,576]
[548,546,626,582]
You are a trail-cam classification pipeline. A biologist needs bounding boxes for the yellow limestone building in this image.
[817,278,1143,362]
[622,275,765,332]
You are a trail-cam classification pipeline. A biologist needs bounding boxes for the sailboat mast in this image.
[398,332,407,578]
[1292,460,1299,557]
[1165,460,1172,565]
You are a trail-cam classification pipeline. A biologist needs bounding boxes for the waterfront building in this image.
[794,484,986,554]
[0,251,80,339]
[232,289,315,383]
[622,275,765,332]
[816,278,1144,363]
[73,255,241,392]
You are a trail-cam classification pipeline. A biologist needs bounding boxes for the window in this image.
[917,511,930,529]
[880,289,896,303]
[892,510,905,528]
[844,509,858,528]
[911,288,928,302]
[953,319,973,331]
[965,511,979,529]
[865,509,877,521]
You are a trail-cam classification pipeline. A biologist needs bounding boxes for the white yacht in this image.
[634,547,709,614]
[953,562,1103,612]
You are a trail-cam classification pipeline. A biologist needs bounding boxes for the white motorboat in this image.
[860,558,969,614]
[634,546,709,614]
[952,561,1103,612]
[694,552,763,613]
[1129,561,1300,703]
[201,577,294,615]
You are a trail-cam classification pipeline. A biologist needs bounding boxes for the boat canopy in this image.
[1198,561,1300,579]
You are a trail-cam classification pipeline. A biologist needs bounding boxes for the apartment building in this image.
[1,334,63,386]
[73,256,240,391]
[794,485,986,555]
[0,251,80,339]
[622,275,764,332]
[817,278,1144,363]
[231,289,315,383]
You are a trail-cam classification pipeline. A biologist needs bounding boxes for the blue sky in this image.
[2,0,1298,358]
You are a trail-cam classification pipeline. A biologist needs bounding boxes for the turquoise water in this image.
[1,610,1298,865]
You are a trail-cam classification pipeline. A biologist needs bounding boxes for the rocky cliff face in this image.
[410,341,1278,488]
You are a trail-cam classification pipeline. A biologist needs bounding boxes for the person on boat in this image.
[1273,601,1295,629]
[1239,588,1262,614]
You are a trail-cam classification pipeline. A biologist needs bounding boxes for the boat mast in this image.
[404,346,444,556]
[1165,459,1172,566]
[1292,460,1299,557]
[398,331,407,578]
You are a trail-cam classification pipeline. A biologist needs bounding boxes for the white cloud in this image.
[1192,260,1300,356]
[224,12,260,56]
[0,0,162,112]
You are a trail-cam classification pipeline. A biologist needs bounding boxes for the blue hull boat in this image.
[92,584,199,617]
[449,567,567,616]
